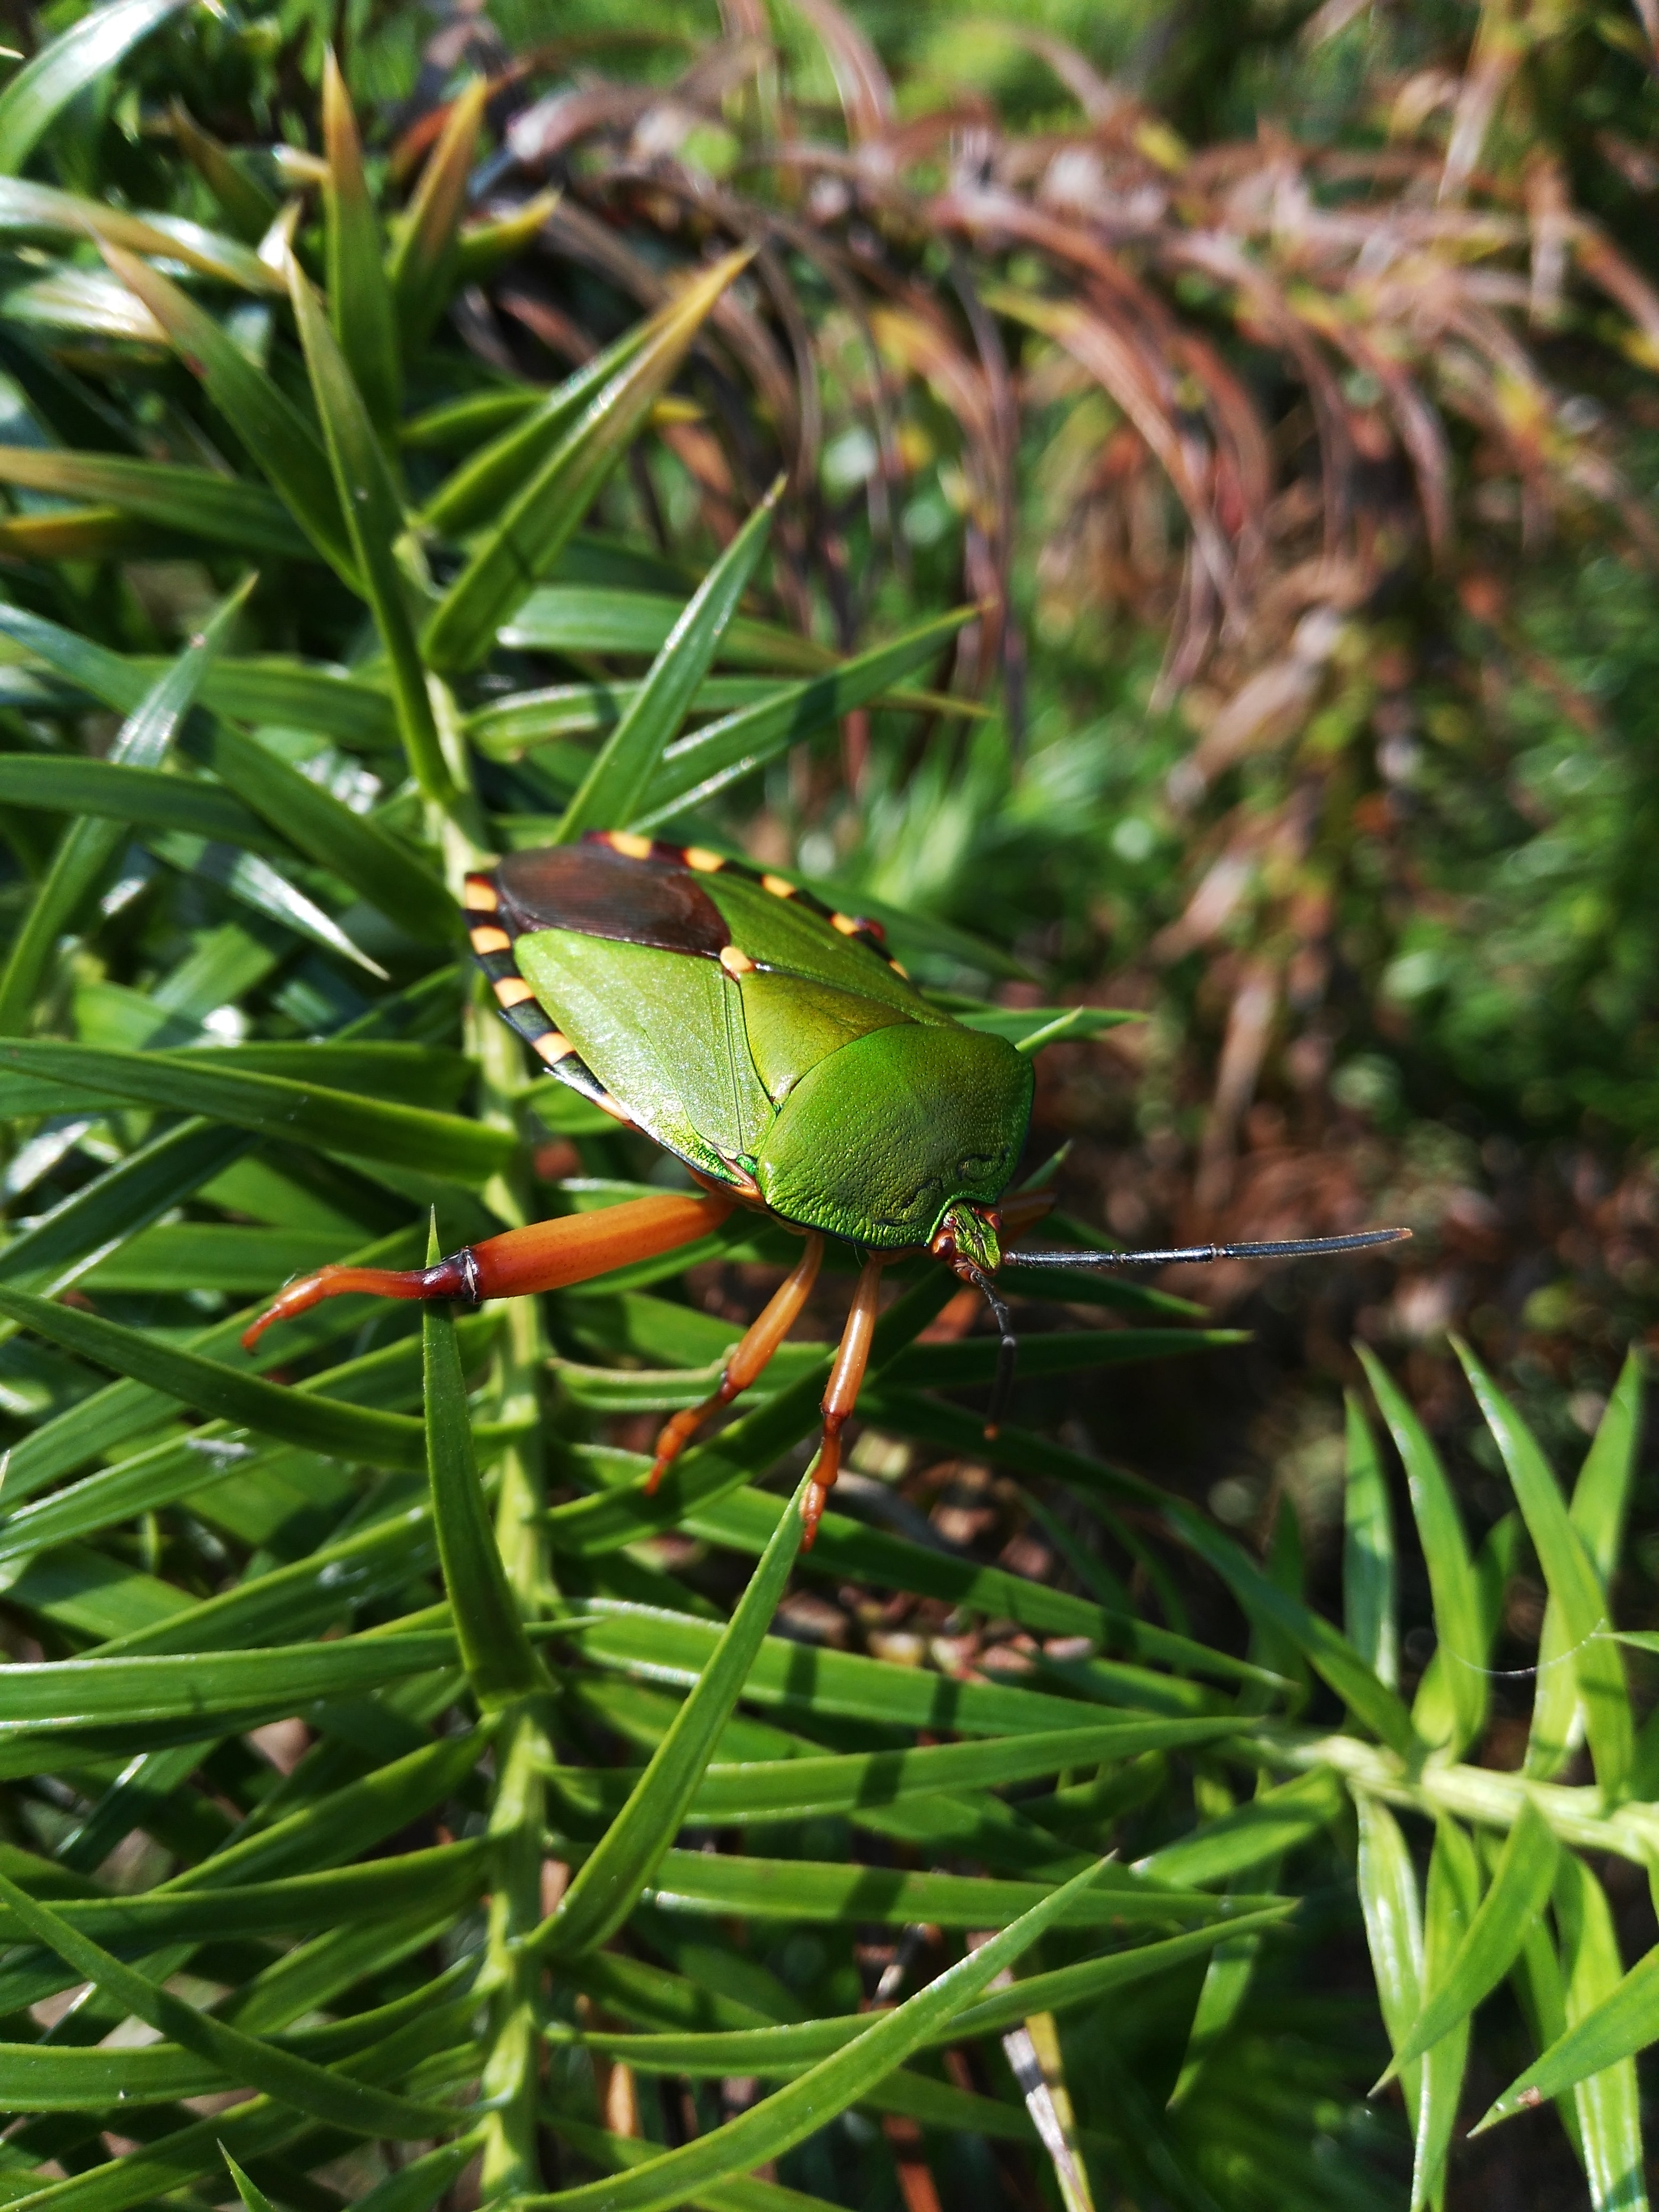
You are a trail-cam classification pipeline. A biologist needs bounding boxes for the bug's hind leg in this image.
[648,1232,824,1493]
[804,1250,886,1548]
[241,1193,734,1351]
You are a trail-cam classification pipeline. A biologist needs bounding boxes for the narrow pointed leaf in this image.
[289,261,453,803]
[0,175,277,289]
[0,597,447,935]
[423,1236,543,1707]
[323,51,400,437]
[422,316,656,538]
[515,1857,1111,2212]
[1529,1349,1644,1780]
[387,79,487,350]
[0,757,271,844]
[1387,1802,1560,2074]
[0,1632,453,1731]
[1359,1346,1487,1756]
[1166,1501,1418,1755]
[0,0,190,174]
[557,480,782,841]
[1455,1338,1633,1800]
[1480,1932,1659,2139]
[102,245,355,577]
[1344,1389,1398,1689]
[636,607,973,826]
[0,1867,462,2137]
[0,1038,512,1179]
[0,576,248,1035]
[423,250,751,674]
[0,1279,430,1468]
[0,448,309,553]
[539,1473,804,1958]
[1411,1818,1480,2211]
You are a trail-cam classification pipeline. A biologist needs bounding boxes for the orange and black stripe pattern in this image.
[581,830,905,974]
[462,870,633,1127]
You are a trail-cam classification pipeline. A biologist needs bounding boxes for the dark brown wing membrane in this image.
[493,841,728,959]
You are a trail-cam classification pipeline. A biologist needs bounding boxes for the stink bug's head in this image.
[929,1200,1017,1436]
[930,1200,1003,1279]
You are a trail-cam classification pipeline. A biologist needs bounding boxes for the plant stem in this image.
[1259,1726,1659,1865]
[438,768,556,2196]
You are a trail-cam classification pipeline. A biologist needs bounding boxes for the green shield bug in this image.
[246,830,1409,1540]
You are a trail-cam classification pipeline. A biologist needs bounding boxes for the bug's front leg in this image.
[241,1192,734,1351]
[648,1231,825,1492]
[804,1250,886,1547]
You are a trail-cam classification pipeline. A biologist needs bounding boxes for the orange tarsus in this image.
[647,1231,824,1494]
[803,1250,885,1548]
[240,1193,735,1353]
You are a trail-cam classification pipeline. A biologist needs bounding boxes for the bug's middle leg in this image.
[804,1250,886,1547]
[647,1231,825,1492]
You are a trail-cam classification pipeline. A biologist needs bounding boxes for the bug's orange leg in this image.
[241,1192,735,1353]
[647,1231,825,1493]
[804,1250,886,1548]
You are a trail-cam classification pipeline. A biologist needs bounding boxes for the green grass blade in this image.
[0,598,445,935]
[175,717,456,943]
[564,1599,1162,1736]
[0,175,276,289]
[0,1628,446,1726]
[552,1717,1244,1828]
[422,250,750,675]
[322,51,400,439]
[0,0,189,173]
[1358,1346,1487,1757]
[0,757,272,844]
[1135,1772,1342,1889]
[579,1911,1292,2073]
[0,1867,462,2137]
[1479,1926,1659,2149]
[0,1039,511,1179]
[1385,1801,1560,2076]
[1478,1855,1650,2209]
[0,1279,429,1469]
[538,1472,805,1959]
[1454,1337,1633,1800]
[516,1857,1110,2212]
[556,481,782,842]
[101,245,355,578]
[1166,1503,1418,1754]
[1529,1349,1644,1780]
[0,1116,249,1295]
[0,575,249,1034]
[422,1246,543,1708]
[1343,1388,1398,1690]
[422,321,657,539]
[1354,1797,1427,2196]
[288,260,453,805]
[386,80,487,351]
[637,609,973,826]
[0,449,310,552]
[221,2153,275,2212]
[0,1844,482,1951]
[1410,1817,1480,2211]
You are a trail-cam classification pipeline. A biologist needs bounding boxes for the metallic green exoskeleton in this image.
[465,831,1033,1271]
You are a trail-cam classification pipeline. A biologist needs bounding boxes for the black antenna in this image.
[959,1261,1019,1437]
[1007,1226,1412,1271]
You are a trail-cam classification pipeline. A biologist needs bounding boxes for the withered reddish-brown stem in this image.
[241,1192,735,1352]
[647,1231,825,1493]
[805,1250,886,1548]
